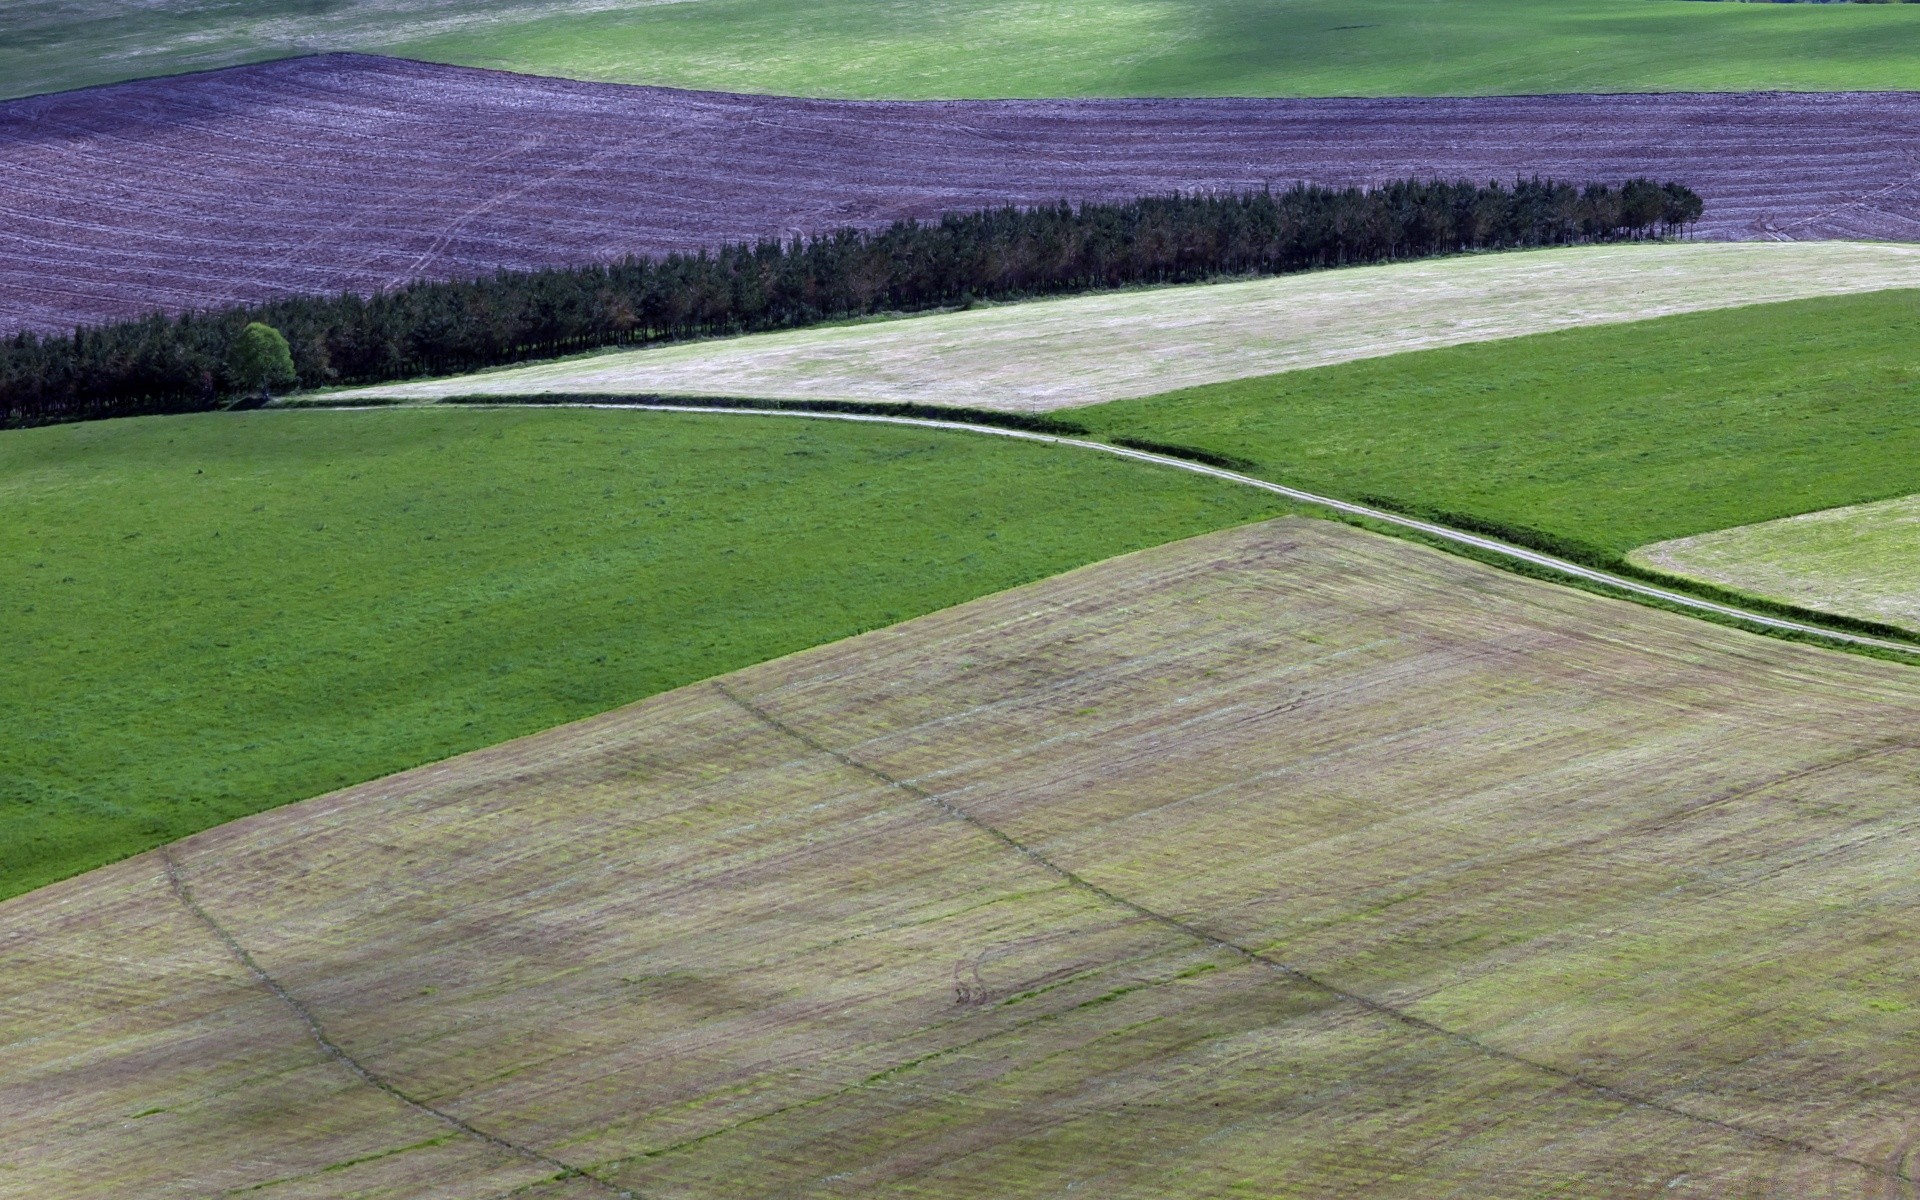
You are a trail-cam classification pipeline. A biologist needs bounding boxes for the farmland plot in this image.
[339,241,1920,410]
[8,518,1920,1196]
[14,54,1920,333]
[1078,288,1920,561]
[0,407,1283,901]
[1633,494,1920,633]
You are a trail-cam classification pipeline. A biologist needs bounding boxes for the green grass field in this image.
[1078,288,1920,562]
[1633,493,1920,631]
[0,407,1283,900]
[11,0,1920,101]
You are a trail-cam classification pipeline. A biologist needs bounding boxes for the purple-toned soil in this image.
[5,53,1920,334]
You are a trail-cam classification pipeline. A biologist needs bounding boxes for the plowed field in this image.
[11,53,1920,333]
[8,518,1920,1197]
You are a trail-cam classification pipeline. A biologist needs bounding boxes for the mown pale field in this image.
[334,242,1920,411]
[7,519,1919,1197]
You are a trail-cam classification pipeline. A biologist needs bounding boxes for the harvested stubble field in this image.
[1633,494,1920,633]
[341,241,1920,410]
[8,518,1920,1197]
[12,54,1920,333]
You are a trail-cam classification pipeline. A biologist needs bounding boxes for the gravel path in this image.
[9,53,1920,333]
[344,400,1920,656]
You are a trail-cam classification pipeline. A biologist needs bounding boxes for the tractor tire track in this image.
[712,681,1918,1191]
[160,845,640,1199]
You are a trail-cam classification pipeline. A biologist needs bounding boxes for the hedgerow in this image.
[1,177,1701,427]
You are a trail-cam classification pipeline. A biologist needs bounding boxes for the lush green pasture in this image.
[12,0,1920,101]
[1080,288,1920,561]
[0,407,1282,899]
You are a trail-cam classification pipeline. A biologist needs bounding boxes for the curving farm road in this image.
[329,400,1920,657]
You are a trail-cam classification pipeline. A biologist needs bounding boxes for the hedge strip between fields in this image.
[2,177,1702,428]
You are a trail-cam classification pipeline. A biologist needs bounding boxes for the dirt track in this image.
[7,53,1920,333]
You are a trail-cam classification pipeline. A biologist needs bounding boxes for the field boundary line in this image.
[329,400,1918,657]
[712,682,1917,1187]
[158,847,639,1199]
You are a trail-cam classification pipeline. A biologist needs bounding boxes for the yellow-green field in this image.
[9,518,1920,1197]
[331,242,1920,412]
[1633,494,1920,633]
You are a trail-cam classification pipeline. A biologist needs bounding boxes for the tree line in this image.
[1,176,1703,428]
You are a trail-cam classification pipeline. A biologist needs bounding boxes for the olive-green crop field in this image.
[1079,287,1920,562]
[8,519,1920,1197]
[10,0,1920,101]
[0,407,1285,901]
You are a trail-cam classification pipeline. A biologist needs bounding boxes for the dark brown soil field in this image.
[6,53,1920,334]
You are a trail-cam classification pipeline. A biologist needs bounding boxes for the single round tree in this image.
[227,322,297,403]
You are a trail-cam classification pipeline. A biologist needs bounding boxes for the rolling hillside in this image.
[0,407,1282,900]
[338,242,1920,410]
[9,0,1920,101]
[8,518,1920,1196]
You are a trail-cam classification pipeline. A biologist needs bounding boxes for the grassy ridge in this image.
[11,0,1920,101]
[0,407,1284,899]
[404,0,1920,97]
[1079,288,1920,559]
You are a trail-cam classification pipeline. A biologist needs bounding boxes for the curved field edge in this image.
[1066,286,1920,573]
[9,518,1920,1196]
[328,242,1920,412]
[1630,493,1920,635]
[0,406,1288,901]
[12,0,1920,100]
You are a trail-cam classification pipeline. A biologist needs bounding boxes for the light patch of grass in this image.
[0,406,1284,900]
[13,0,1920,100]
[330,242,1920,413]
[1631,493,1920,632]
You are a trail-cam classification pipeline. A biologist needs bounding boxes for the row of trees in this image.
[1,177,1702,427]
